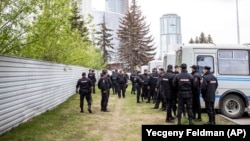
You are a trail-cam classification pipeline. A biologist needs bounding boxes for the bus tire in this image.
[221,95,244,119]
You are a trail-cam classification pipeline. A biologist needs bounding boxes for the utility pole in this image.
[236,0,240,44]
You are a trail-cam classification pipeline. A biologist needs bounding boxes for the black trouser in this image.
[154,90,162,108]
[131,82,136,94]
[111,80,117,94]
[136,86,141,103]
[117,83,126,98]
[177,98,193,120]
[205,101,215,117]
[172,95,177,114]
[166,98,174,119]
[93,83,96,94]
[192,90,202,119]
[80,92,92,111]
[142,85,149,101]
[101,90,109,110]
[148,85,156,102]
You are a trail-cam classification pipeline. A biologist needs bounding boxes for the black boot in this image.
[197,113,202,121]
[88,105,92,113]
[204,116,213,125]
[80,106,84,113]
[177,118,181,125]
[212,115,216,125]
[189,118,193,125]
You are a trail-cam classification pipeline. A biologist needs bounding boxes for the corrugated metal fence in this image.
[0,55,101,135]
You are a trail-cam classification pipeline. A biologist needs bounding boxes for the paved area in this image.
[219,114,250,125]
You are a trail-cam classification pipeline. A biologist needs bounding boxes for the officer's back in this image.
[173,64,193,98]
[77,75,92,91]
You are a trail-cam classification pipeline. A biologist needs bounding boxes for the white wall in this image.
[0,55,101,135]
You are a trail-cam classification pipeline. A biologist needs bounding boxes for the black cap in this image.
[180,63,187,69]
[137,71,141,74]
[204,66,211,70]
[144,69,148,72]
[174,65,179,68]
[167,65,173,70]
[190,65,198,70]
[82,72,86,76]
[159,68,164,72]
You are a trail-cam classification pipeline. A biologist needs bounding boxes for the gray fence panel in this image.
[0,55,101,135]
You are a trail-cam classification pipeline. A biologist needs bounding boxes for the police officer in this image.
[142,69,151,102]
[111,69,118,94]
[153,68,165,110]
[130,71,136,94]
[134,71,143,103]
[106,72,112,98]
[76,72,93,113]
[149,68,159,103]
[190,65,202,121]
[88,69,96,94]
[98,71,110,112]
[161,65,175,122]
[201,66,218,125]
[173,63,194,125]
[172,65,180,117]
[116,70,128,98]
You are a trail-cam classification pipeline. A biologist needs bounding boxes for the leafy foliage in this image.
[0,0,105,70]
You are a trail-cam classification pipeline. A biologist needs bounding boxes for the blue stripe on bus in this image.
[200,95,250,99]
[217,77,250,81]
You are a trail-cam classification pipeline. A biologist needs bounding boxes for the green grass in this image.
[0,84,234,141]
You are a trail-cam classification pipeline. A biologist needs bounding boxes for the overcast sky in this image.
[92,0,250,57]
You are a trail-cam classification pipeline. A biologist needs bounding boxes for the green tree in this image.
[199,32,207,43]
[189,38,194,44]
[195,36,199,43]
[207,34,213,43]
[0,0,41,55]
[96,19,114,64]
[190,32,214,44]
[117,0,156,70]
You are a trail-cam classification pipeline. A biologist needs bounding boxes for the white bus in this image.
[148,60,163,72]
[140,65,148,73]
[163,51,176,70]
[175,44,250,118]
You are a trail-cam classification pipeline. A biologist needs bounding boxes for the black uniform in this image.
[201,71,218,125]
[98,76,111,112]
[111,71,118,94]
[172,71,179,116]
[142,73,151,101]
[134,74,143,103]
[161,70,175,122]
[116,73,127,98]
[173,69,194,125]
[107,74,112,98]
[130,73,136,94]
[149,72,159,103]
[154,74,165,110]
[76,77,93,113]
[88,72,96,94]
[191,70,202,120]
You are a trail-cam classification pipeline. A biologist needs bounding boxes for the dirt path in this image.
[101,96,124,141]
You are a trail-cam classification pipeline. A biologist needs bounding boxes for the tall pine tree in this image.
[96,16,114,64]
[117,0,156,70]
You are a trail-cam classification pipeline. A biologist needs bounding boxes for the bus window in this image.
[197,55,214,74]
[218,50,249,75]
